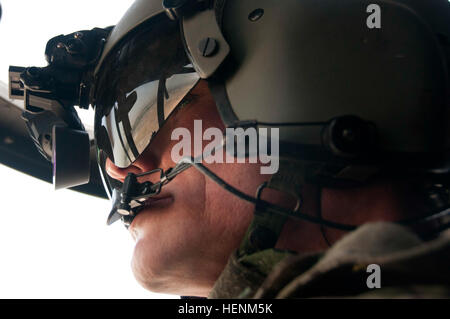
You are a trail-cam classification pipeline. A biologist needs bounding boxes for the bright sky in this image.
[0,0,175,298]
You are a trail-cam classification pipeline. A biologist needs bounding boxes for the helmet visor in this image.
[94,13,200,168]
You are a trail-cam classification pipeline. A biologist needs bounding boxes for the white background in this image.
[0,0,175,298]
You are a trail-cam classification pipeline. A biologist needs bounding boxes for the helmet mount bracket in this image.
[182,7,230,78]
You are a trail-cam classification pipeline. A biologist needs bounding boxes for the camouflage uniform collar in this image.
[255,222,450,298]
[209,222,450,299]
[208,248,297,299]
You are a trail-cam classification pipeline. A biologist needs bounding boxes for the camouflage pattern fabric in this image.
[209,222,450,298]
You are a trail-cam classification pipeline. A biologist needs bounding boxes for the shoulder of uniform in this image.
[254,223,450,298]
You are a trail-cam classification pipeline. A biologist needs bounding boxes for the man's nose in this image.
[105,158,143,183]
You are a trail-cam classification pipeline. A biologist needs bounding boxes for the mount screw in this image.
[198,38,218,57]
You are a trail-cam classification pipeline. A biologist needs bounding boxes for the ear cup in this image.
[322,116,377,158]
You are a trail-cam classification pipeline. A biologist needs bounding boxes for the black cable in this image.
[176,157,358,231]
[116,140,450,234]
[317,186,332,247]
[163,157,450,233]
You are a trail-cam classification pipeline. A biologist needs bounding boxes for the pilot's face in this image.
[105,81,267,296]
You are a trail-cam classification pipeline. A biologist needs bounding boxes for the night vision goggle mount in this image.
[9,27,112,189]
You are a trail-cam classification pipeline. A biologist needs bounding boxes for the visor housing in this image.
[94,13,199,171]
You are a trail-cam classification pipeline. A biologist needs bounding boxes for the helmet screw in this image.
[198,37,218,57]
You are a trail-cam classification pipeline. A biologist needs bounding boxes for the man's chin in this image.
[130,241,171,293]
[130,242,210,297]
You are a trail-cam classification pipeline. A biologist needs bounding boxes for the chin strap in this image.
[237,159,304,257]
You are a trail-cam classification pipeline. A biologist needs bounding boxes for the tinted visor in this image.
[94,13,200,169]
